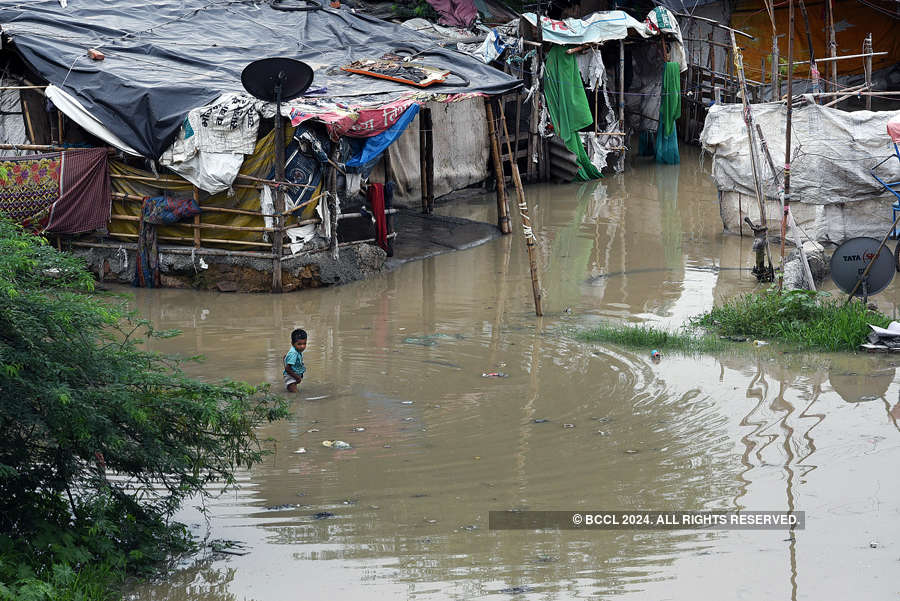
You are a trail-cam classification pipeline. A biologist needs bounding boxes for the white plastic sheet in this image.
[701,102,900,206]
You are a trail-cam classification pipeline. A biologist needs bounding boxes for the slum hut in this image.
[512,6,696,178]
[0,0,522,292]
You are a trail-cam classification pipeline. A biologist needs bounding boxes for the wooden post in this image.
[272,114,285,293]
[498,100,542,316]
[485,99,511,234]
[419,109,427,211]
[419,107,433,214]
[329,145,340,259]
[782,0,795,292]
[514,91,523,163]
[797,0,818,100]
[382,151,395,257]
[731,29,774,278]
[825,0,837,92]
[863,34,873,110]
[617,39,625,172]
[192,186,201,247]
[772,35,779,98]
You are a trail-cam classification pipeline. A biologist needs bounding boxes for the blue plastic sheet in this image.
[346,105,420,170]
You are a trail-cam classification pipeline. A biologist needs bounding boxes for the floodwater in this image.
[126,148,900,601]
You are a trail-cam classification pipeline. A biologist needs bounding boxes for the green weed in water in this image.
[579,289,891,354]
[694,289,890,352]
[577,323,727,354]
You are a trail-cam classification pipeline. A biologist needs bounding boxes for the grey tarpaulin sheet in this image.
[0,0,520,159]
[701,102,900,205]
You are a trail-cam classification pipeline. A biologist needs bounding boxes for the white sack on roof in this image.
[701,102,900,206]
[45,85,139,155]
[160,93,263,193]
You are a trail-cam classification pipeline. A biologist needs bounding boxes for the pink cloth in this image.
[289,97,419,140]
[888,115,900,144]
[426,0,477,28]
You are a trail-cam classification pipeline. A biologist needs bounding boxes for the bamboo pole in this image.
[69,240,277,260]
[109,232,274,247]
[111,191,324,217]
[790,51,887,65]
[382,149,395,257]
[423,107,434,214]
[864,34,873,110]
[272,107,286,293]
[328,145,340,259]
[498,100,542,317]
[796,0,819,99]
[192,186,201,247]
[730,31,770,236]
[782,0,795,292]
[109,172,262,191]
[671,12,754,39]
[110,214,276,232]
[485,99,511,234]
[617,39,625,172]
[234,173,312,189]
[822,83,869,108]
[825,0,837,92]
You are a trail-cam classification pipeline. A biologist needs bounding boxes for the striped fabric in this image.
[0,148,110,234]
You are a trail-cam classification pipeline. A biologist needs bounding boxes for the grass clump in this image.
[577,323,726,354]
[694,288,890,352]
[579,289,891,354]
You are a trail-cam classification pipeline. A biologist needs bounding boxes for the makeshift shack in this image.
[702,101,900,244]
[0,0,523,291]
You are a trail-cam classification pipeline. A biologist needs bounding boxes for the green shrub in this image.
[0,218,289,599]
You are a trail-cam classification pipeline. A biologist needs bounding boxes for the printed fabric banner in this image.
[0,148,110,234]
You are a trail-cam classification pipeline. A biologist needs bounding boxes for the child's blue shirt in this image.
[284,347,305,377]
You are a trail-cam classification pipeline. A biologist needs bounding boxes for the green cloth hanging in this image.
[656,61,681,164]
[543,45,603,181]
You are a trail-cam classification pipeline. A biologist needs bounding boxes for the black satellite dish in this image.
[830,236,896,300]
[240,57,313,102]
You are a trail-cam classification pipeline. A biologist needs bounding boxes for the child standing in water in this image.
[283,328,307,393]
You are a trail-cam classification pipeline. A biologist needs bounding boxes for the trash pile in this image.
[860,322,900,352]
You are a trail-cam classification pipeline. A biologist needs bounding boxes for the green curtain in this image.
[543,45,603,181]
[655,61,681,164]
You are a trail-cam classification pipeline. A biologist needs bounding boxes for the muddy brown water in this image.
[126,149,900,600]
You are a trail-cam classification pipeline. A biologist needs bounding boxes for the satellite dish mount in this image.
[240,57,314,293]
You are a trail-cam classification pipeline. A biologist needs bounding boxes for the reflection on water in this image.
[127,149,900,600]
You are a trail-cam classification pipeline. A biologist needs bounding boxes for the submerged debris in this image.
[499,586,535,595]
[322,440,351,449]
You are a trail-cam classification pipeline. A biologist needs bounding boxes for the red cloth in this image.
[888,115,900,144]
[367,183,388,252]
[426,0,477,27]
[0,147,110,234]
[48,148,111,234]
